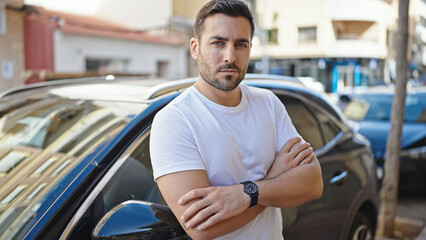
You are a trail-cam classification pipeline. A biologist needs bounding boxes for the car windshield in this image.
[0,84,149,239]
[343,92,426,123]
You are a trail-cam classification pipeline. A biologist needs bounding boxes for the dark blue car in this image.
[343,86,426,192]
[0,74,378,240]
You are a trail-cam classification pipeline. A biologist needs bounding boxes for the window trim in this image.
[59,129,151,239]
[268,28,279,44]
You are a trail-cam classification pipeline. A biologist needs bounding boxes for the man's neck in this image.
[194,79,241,107]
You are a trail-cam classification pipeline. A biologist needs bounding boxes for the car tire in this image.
[348,212,374,240]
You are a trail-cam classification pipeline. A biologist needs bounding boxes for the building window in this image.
[298,26,317,43]
[332,21,376,41]
[0,151,29,174]
[268,28,278,44]
[157,61,169,78]
[86,58,128,74]
[1,185,26,204]
[0,7,6,35]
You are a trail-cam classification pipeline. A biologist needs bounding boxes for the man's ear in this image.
[190,37,199,60]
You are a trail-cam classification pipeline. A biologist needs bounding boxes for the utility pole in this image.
[376,0,410,237]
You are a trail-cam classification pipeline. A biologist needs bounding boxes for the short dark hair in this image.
[194,0,255,40]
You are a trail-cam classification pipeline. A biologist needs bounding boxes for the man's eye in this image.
[212,41,224,46]
[237,43,248,48]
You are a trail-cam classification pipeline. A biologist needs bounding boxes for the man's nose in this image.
[223,45,236,64]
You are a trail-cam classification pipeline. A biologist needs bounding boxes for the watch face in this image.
[244,182,258,195]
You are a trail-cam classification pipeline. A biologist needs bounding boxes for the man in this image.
[150,0,323,239]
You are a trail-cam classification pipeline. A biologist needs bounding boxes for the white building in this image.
[25,6,188,84]
[409,0,426,83]
[250,0,397,92]
[91,0,209,78]
[94,0,172,31]
[0,0,25,92]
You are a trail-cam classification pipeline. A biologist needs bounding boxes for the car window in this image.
[344,95,392,121]
[277,93,343,150]
[279,95,324,150]
[102,133,162,210]
[0,88,148,240]
[344,92,426,123]
[66,131,163,240]
[405,93,426,123]
[309,106,342,143]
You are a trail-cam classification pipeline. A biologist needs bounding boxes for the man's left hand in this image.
[178,184,250,231]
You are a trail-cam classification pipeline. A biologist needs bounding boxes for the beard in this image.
[197,51,247,92]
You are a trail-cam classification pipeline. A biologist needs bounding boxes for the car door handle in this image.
[329,171,348,185]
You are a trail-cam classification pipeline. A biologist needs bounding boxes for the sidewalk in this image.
[416,228,426,240]
[375,218,425,240]
[397,195,426,240]
[376,195,426,240]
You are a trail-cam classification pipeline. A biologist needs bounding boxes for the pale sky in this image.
[24,0,106,15]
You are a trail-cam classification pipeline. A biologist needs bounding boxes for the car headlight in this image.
[400,146,426,159]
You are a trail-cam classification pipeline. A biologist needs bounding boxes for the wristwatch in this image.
[241,180,259,208]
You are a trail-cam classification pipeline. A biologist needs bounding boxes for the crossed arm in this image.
[156,137,323,240]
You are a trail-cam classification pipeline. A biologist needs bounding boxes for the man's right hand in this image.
[267,137,314,179]
[178,184,253,231]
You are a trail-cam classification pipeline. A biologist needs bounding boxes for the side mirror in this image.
[92,200,188,240]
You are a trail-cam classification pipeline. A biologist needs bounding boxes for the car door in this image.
[52,94,183,240]
[273,90,363,239]
[60,129,168,239]
[61,88,370,240]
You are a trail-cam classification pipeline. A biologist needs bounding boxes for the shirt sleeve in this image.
[150,106,206,180]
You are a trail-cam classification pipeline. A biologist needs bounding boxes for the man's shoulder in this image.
[167,86,196,106]
[242,84,278,104]
[154,86,196,120]
[243,84,275,98]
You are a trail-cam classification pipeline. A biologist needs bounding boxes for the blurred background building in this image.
[0,0,25,91]
[1,0,426,92]
[24,6,187,84]
[408,0,426,85]
[249,0,397,93]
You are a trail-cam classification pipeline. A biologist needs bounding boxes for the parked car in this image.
[0,74,378,240]
[343,86,426,193]
[334,79,389,111]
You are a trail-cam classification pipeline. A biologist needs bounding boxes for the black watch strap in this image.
[241,180,259,208]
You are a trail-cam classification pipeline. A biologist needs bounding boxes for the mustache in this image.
[217,64,240,71]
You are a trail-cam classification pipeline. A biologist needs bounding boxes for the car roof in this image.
[146,74,306,99]
[0,74,306,102]
[0,76,169,98]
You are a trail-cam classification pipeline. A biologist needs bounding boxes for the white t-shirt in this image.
[150,84,301,240]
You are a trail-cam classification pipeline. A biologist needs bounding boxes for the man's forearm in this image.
[256,157,323,208]
[158,170,266,240]
[176,138,322,234]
